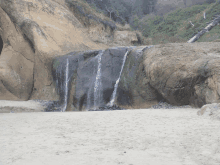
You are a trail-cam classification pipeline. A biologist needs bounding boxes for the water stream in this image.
[108,50,129,107]
[61,58,69,112]
[87,51,103,110]
[94,51,103,108]
[49,46,154,112]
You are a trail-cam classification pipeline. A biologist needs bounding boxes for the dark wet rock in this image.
[150,101,192,109]
[74,47,134,111]
[32,100,61,112]
[117,45,159,109]
[44,101,64,112]
[88,105,124,111]
[51,50,101,111]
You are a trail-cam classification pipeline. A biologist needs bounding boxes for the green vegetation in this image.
[66,0,131,31]
[69,0,220,44]
[132,2,220,44]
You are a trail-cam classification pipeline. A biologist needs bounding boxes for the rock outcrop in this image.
[51,47,139,111]
[143,42,220,108]
[49,42,220,111]
[0,0,107,101]
[117,46,159,109]
[0,0,141,102]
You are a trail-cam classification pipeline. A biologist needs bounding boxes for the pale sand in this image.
[0,108,220,165]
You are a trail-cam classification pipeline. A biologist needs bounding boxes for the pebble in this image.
[150,101,192,109]
[33,100,193,111]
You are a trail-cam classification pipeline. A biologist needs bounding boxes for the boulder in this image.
[143,42,220,107]
[197,103,220,116]
[198,103,220,120]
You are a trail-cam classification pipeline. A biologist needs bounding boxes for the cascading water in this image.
[47,46,154,112]
[46,56,72,112]
[108,50,129,107]
[86,51,103,110]
[86,83,92,110]
[61,58,69,112]
[94,50,103,108]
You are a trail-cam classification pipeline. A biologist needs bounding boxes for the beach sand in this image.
[0,104,220,165]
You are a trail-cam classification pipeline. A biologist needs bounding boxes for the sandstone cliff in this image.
[0,0,138,102]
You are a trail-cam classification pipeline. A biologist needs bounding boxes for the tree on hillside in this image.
[183,0,187,7]
[85,0,157,23]
[143,0,157,14]
[132,0,157,17]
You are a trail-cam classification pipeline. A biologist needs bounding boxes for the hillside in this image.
[78,0,219,45]
[131,1,220,44]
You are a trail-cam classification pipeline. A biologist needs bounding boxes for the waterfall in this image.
[49,46,155,112]
[86,82,92,110]
[86,51,103,110]
[94,50,103,108]
[108,50,129,107]
[61,58,69,112]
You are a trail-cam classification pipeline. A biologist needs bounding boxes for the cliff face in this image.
[0,0,137,101]
[0,0,108,101]
[64,0,139,47]
[1,0,220,111]
[48,42,220,111]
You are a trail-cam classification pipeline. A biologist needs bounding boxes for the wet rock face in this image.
[49,46,147,111]
[150,101,192,109]
[46,43,220,111]
[117,46,159,109]
[51,50,100,111]
[75,47,132,110]
[88,105,125,111]
[52,53,78,105]
[47,46,162,112]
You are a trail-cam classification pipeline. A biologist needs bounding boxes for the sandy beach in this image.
[1,107,220,165]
